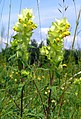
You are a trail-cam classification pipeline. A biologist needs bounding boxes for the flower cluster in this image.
[48,17,70,43]
[11,9,37,62]
[40,18,71,68]
[13,9,37,33]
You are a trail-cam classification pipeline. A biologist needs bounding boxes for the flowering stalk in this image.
[40,17,71,118]
[11,8,37,117]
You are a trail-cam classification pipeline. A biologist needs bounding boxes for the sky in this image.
[0,0,81,51]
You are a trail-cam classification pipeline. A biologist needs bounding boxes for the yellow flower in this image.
[19,18,23,23]
[45,91,48,95]
[10,74,13,79]
[16,72,18,75]
[56,38,60,42]
[13,26,19,32]
[15,79,17,82]
[28,20,33,25]
[61,87,64,90]
[75,92,78,96]
[34,74,36,79]
[65,23,70,29]
[47,46,50,50]
[48,90,50,93]
[63,64,67,67]
[31,24,37,30]
[38,77,41,81]
[62,31,70,38]
[42,76,45,79]
[23,23,27,28]
[51,100,55,103]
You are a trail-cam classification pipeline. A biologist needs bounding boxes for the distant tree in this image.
[39,41,45,48]
[28,39,39,65]
[63,49,79,64]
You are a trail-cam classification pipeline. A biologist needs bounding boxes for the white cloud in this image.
[0,37,6,52]
[0,28,14,52]
[41,28,49,35]
[64,35,81,50]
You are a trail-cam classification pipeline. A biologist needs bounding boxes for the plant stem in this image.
[72,8,81,49]
[21,84,25,117]
[46,71,54,119]
[46,89,51,119]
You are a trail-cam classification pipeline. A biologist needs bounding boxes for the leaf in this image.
[8,54,16,61]
[50,86,57,93]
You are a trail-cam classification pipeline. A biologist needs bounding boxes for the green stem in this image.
[72,8,81,49]
[21,84,25,117]
[46,71,54,119]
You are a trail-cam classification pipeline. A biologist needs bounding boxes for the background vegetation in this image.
[0,0,81,119]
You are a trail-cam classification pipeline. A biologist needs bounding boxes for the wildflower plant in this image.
[40,18,71,118]
[11,9,37,63]
[2,7,81,119]
[41,18,70,70]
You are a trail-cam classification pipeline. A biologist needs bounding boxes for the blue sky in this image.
[0,0,81,50]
